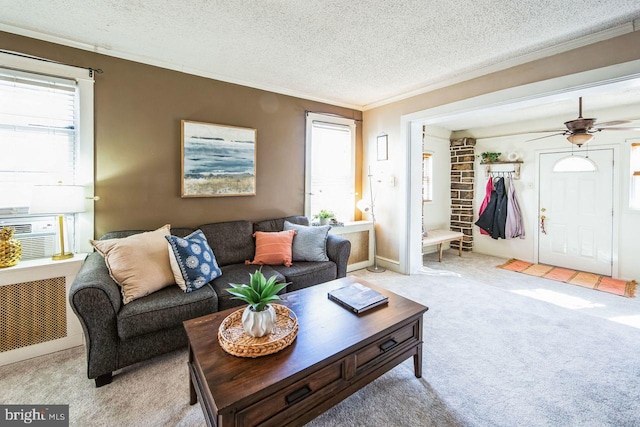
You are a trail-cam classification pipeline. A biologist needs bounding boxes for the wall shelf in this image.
[481,161,523,180]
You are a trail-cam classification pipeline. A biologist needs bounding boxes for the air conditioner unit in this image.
[0,217,57,260]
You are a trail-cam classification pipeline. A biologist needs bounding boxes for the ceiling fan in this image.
[528,97,640,146]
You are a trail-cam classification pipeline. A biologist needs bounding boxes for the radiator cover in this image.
[0,277,67,352]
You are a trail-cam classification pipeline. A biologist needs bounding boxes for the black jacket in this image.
[475,177,507,239]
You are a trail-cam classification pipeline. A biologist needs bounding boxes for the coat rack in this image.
[482,161,523,180]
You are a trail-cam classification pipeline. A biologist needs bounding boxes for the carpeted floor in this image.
[1,251,639,426]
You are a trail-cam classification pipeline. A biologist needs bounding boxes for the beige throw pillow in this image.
[91,225,174,304]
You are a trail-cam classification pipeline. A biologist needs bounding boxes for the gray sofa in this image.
[70,215,350,387]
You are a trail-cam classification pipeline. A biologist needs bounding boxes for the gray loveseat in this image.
[69,215,350,387]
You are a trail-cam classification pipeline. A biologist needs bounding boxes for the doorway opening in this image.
[401,60,640,275]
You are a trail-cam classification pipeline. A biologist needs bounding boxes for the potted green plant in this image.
[479,152,501,163]
[313,209,335,225]
[226,269,288,337]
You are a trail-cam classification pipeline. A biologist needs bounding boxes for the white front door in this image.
[538,149,613,275]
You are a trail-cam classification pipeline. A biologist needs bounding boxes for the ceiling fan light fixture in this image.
[566,133,593,146]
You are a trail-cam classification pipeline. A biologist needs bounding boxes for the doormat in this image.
[497,259,636,298]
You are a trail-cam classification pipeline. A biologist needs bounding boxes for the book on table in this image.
[328,282,389,314]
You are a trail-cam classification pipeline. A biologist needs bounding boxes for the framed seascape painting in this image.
[181,120,257,197]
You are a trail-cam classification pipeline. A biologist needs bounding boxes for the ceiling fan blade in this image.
[599,127,640,131]
[526,133,565,142]
[525,129,566,133]
[597,120,631,127]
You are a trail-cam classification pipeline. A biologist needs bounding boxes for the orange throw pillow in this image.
[247,230,297,267]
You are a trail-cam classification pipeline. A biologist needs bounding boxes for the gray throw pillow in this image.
[283,221,330,262]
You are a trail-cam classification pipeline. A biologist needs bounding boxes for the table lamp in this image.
[30,183,85,260]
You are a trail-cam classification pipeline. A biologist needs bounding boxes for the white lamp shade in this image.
[29,185,86,214]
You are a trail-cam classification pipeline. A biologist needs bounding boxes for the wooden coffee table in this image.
[184,276,428,427]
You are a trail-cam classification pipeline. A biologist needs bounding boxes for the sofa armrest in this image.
[326,234,351,278]
[69,252,122,379]
[70,252,122,314]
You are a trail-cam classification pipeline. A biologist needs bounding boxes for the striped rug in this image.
[497,259,636,298]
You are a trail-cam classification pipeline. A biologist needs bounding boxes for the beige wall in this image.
[363,30,640,266]
[1,31,363,237]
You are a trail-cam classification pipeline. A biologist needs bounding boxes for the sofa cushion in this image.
[284,221,330,262]
[99,227,195,240]
[166,229,222,292]
[198,220,254,267]
[211,264,286,311]
[253,215,309,232]
[91,225,175,304]
[247,230,297,267]
[170,227,197,238]
[100,230,149,239]
[272,261,337,292]
[117,284,218,340]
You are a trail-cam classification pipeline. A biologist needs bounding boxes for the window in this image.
[0,52,94,254]
[630,142,640,210]
[422,153,433,202]
[552,155,597,173]
[0,69,78,209]
[305,113,356,222]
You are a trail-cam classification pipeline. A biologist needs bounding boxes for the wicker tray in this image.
[218,304,298,358]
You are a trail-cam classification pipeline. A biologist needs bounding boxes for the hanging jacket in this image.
[475,178,498,235]
[478,177,493,235]
[505,176,525,239]
[491,177,508,240]
[476,178,507,239]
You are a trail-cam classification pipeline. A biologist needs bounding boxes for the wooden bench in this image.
[422,229,464,262]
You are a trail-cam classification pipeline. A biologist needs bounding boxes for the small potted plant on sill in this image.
[226,269,288,338]
[479,152,501,163]
[313,209,335,225]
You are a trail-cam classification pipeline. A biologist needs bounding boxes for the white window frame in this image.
[0,52,95,253]
[422,152,433,202]
[304,113,356,221]
[630,140,640,211]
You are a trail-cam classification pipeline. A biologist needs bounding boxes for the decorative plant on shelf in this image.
[313,209,335,225]
[479,152,501,163]
[226,269,288,337]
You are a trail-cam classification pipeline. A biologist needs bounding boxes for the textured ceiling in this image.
[1,0,640,109]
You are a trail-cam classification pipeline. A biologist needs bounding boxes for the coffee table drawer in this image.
[236,358,344,426]
[355,320,418,370]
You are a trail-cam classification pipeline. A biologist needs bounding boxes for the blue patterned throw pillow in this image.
[165,229,222,292]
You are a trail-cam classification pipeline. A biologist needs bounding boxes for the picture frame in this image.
[377,134,388,161]
[181,120,257,197]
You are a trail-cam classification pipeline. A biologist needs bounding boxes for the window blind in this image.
[308,119,355,221]
[630,142,640,210]
[0,67,78,210]
[632,143,640,176]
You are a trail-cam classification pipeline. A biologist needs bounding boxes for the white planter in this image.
[241,304,276,338]
[320,218,331,225]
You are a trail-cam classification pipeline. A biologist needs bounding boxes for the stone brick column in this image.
[450,138,475,251]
